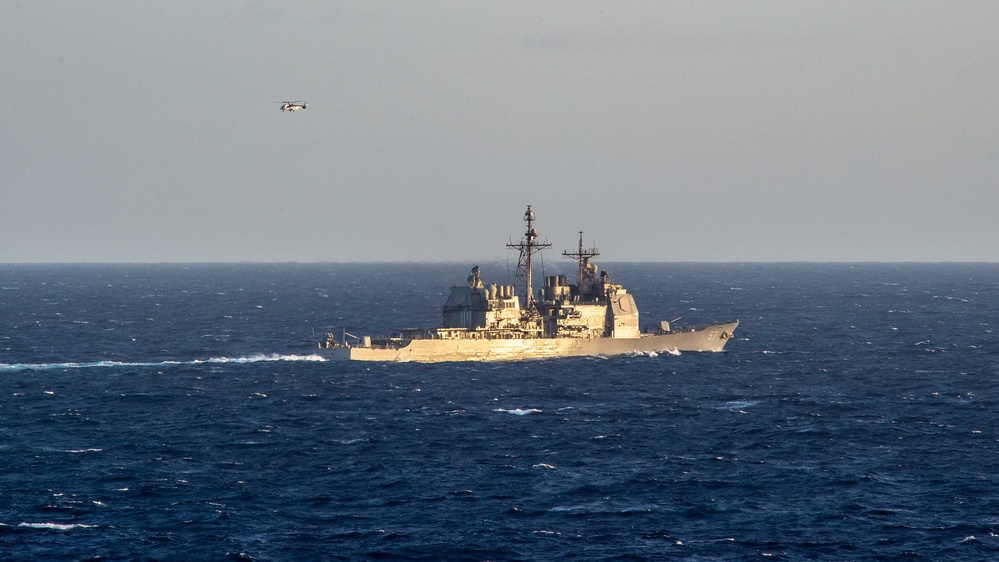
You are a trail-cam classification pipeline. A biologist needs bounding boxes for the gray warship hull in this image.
[317,206,737,363]
[318,320,738,363]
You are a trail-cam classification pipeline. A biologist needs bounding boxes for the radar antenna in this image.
[507,205,552,311]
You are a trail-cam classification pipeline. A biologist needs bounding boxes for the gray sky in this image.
[2,1,997,262]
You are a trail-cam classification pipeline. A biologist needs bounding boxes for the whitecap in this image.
[18,522,97,531]
[496,408,541,415]
[721,401,759,410]
[628,350,666,358]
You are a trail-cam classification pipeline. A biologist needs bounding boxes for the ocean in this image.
[1,262,997,561]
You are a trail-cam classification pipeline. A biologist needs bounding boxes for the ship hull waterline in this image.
[318,321,738,363]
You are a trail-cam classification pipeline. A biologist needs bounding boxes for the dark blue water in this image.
[1,263,997,561]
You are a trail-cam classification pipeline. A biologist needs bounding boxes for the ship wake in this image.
[0,353,326,372]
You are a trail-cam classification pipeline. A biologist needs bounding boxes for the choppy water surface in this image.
[1,263,997,560]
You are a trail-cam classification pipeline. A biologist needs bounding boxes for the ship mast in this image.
[563,231,600,290]
[507,205,551,311]
[562,231,600,299]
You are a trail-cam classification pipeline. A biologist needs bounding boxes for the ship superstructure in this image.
[317,206,737,362]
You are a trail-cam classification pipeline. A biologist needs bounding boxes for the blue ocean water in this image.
[1,262,997,561]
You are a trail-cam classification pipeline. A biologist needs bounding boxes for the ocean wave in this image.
[17,522,98,531]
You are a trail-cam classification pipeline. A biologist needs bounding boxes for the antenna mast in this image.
[563,231,600,297]
[507,205,551,311]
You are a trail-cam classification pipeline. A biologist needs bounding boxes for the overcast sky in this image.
[2,1,996,262]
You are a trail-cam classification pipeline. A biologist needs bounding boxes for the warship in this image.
[317,206,738,362]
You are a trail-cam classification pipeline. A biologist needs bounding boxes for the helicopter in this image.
[277,101,308,112]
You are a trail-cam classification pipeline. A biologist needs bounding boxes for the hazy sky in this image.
[3,1,997,262]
